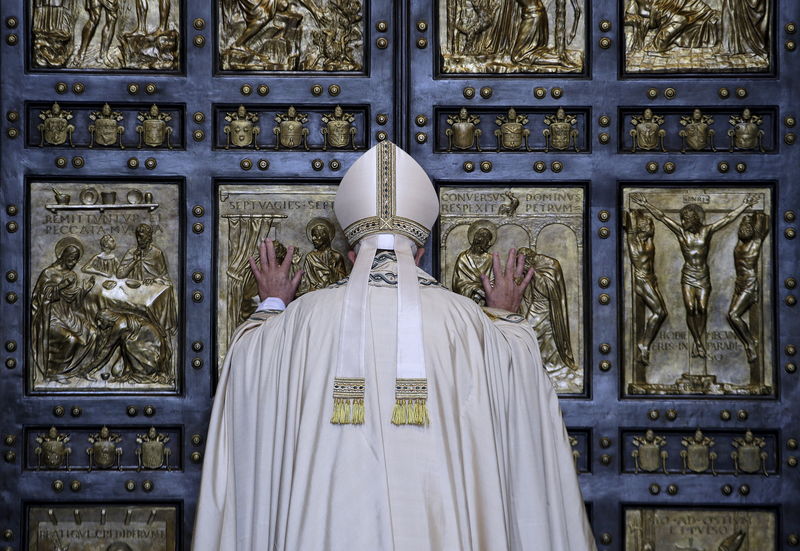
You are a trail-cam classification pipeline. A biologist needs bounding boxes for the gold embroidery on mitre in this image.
[391,378,429,426]
[331,377,365,425]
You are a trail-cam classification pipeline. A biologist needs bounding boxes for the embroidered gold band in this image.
[343,216,430,247]
[331,377,365,425]
[391,378,429,426]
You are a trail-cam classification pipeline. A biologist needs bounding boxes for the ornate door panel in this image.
[409,0,799,549]
[0,0,398,549]
[1,0,798,549]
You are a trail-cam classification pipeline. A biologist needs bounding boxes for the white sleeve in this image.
[256,297,286,312]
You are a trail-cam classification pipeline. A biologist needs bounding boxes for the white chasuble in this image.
[193,254,597,551]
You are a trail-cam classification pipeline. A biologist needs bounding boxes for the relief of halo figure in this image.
[31,236,97,382]
[630,192,758,359]
[517,246,577,376]
[451,219,496,305]
[623,210,668,367]
[728,212,769,363]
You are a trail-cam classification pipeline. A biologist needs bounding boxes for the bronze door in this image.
[1,0,798,549]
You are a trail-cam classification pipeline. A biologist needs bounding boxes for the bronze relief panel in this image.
[625,508,776,551]
[215,183,352,371]
[439,185,586,394]
[621,186,774,397]
[28,505,177,550]
[217,0,365,72]
[439,0,586,74]
[27,181,181,393]
[29,0,181,71]
[623,0,772,74]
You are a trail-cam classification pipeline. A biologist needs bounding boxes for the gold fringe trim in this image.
[331,378,365,425]
[391,398,430,426]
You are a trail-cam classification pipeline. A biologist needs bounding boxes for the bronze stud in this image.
[737,409,748,421]
[598,277,611,288]
[666,484,678,495]
[193,35,205,47]
[787,40,797,51]
[55,156,68,168]
[480,87,492,99]
[480,160,492,173]
[415,115,428,127]
[257,84,269,96]
[193,130,205,142]
[191,451,202,463]
[718,87,730,99]
[258,159,269,170]
[3,358,15,369]
[533,87,546,99]
[646,161,658,174]
[192,358,203,369]
[598,115,611,127]
[647,409,659,420]
[240,159,252,171]
[311,159,324,171]
[55,82,68,94]
[785,133,796,145]
[788,456,798,467]
[143,480,154,492]
[600,437,612,448]
[663,161,675,173]
[664,87,676,99]
[192,290,203,302]
[5,341,16,352]
[192,223,204,234]
[376,131,388,141]
[786,22,798,34]
[376,113,389,125]
[52,480,64,492]
[735,162,747,173]
[5,271,16,283]
[70,406,81,417]
[415,132,428,144]
[6,205,17,216]
[599,20,612,32]
[6,34,18,46]
[192,271,204,283]
[720,409,732,421]
[192,341,203,352]
[6,221,18,233]
[329,159,341,171]
[788,277,799,290]
[5,292,17,304]
[785,210,797,222]
[551,87,563,99]
[6,110,18,122]
[328,84,341,96]
[3,451,15,463]
[53,405,65,417]
[5,17,18,29]
[785,115,797,127]
[126,406,138,417]
[240,84,252,96]
[599,343,611,354]
[786,295,797,306]
[649,483,660,495]
[375,20,388,32]
[72,156,84,168]
[600,454,612,466]
[311,84,323,96]
[6,128,18,139]
[376,37,389,49]
[127,157,139,169]
[788,362,798,374]
[193,112,205,123]
[787,344,797,356]
[735,87,748,98]
[789,534,800,546]
[70,480,81,492]
[598,293,610,304]
[463,161,475,173]
[193,18,205,30]
[72,82,85,94]
[598,133,610,144]
[125,480,136,492]
[738,484,750,496]
[144,405,155,416]
[598,210,610,222]
[3,435,16,446]
[646,88,658,99]
[718,161,730,173]
[145,83,157,94]
[416,21,428,32]
[599,360,611,372]
[786,228,797,239]
[463,87,475,99]
[191,434,203,446]
[665,409,677,421]
[600,533,612,544]
[789,438,799,450]
[551,160,563,173]
[415,38,427,49]
[533,161,546,172]
[192,205,205,217]
[144,158,157,170]
[721,484,733,496]
[598,227,610,239]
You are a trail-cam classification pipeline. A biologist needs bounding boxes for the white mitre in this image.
[335,140,439,247]
[331,141,438,427]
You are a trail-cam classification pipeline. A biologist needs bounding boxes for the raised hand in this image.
[480,248,535,313]
[248,238,304,305]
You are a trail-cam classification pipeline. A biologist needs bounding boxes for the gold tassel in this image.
[393,378,429,426]
[352,398,365,425]
[331,378,365,425]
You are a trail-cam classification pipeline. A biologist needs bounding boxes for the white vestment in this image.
[193,253,596,551]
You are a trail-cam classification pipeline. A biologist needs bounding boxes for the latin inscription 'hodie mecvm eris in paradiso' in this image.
[216,184,352,371]
[28,182,180,393]
[439,186,585,394]
[625,508,776,551]
[622,187,774,396]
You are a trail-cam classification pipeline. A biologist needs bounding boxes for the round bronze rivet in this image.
[144,405,155,416]
[600,437,612,448]
[5,341,16,352]
[376,131,388,141]
[375,20,388,32]
[664,87,676,99]
[790,439,800,450]
[786,210,797,222]
[533,161,546,173]
[257,159,269,170]
[6,17,18,29]
[376,114,389,125]
[192,222,204,234]
[718,161,730,173]
[55,156,68,168]
[192,357,203,369]
[551,161,563,173]
[788,456,798,467]
[598,293,610,304]
[5,271,16,283]
[787,40,797,51]
[786,22,798,34]
[598,210,610,222]
[127,157,139,169]
[192,205,204,217]
[720,409,732,420]
[788,278,799,289]
[737,409,748,421]
[739,484,750,496]
[598,277,611,288]
[72,156,84,168]
[665,409,677,421]
[600,533,612,544]
[646,161,658,173]
[647,88,658,99]
[663,161,675,173]
[480,87,492,99]
[3,435,15,446]
[6,221,18,233]
[785,133,796,145]
[311,84,323,96]
[721,484,733,495]
[240,84,252,96]
[192,290,203,302]
[6,110,18,122]
[52,480,64,492]
[192,271,204,283]
[598,37,612,49]
[735,87,748,98]
[718,87,730,99]
[143,480,154,492]
[328,84,341,96]
[191,451,202,463]
[415,38,427,49]
[191,434,203,446]
[551,87,563,99]
[376,37,389,49]
[599,343,611,354]
[193,35,205,47]
[55,82,68,94]
[329,160,341,171]
[240,159,252,170]
[53,405,65,418]
[4,450,15,463]
[648,409,659,420]
[72,82,85,94]
[533,87,546,99]
[70,407,81,417]
[6,205,17,216]
[193,112,205,123]
[598,227,610,239]
[193,18,205,30]
[600,454,612,466]
[193,130,205,142]
[463,161,475,173]
[649,483,660,495]
[786,115,797,128]
[789,534,800,546]
[416,20,428,32]
[126,406,138,417]
[787,344,797,356]
[667,484,678,495]
[599,115,611,127]
[463,87,475,99]
[787,295,798,306]
[128,83,139,95]
[415,132,428,144]
[145,83,157,94]
[311,159,324,171]
[6,34,18,46]
[786,228,797,239]
[257,84,269,96]
[125,480,136,492]
[192,341,203,352]
[480,160,492,173]
[1,529,12,541]
[6,128,18,139]
[735,162,747,173]
[599,360,611,372]
[144,158,157,170]
[788,362,798,373]
[5,292,17,304]
[4,358,16,369]
[598,133,610,144]
[599,20,612,32]
[70,480,81,492]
